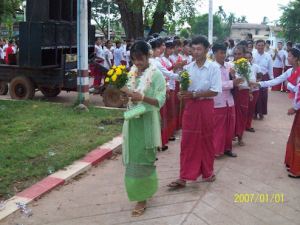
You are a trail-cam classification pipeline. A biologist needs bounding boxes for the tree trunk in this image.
[116,0,144,39]
[149,0,173,35]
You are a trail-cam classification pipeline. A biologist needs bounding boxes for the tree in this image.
[0,0,23,25]
[179,28,190,38]
[114,0,199,39]
[190,14,225,40]
[91,0,120,38]
[237,15,247,23]
[278,0,300,43]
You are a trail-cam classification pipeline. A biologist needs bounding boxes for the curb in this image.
[0,135,123,221]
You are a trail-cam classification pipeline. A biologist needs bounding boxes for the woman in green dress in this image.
[121,41,166,217]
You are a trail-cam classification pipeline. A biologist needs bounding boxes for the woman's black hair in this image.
[287,41,293,48]
[165,38,174,49]
[245,50,253,56]
[228,39,234,48]
[224,41,229,48]
[173,39,182,47]
[212,43,227,53]
[266,40,271,45]
[130,40,150,60]
[105,40,111,46]
[183,40,190,47]
[146,36,160,49]
[191,36,210,49]
[126,42,132,51]
[290,44,300,59]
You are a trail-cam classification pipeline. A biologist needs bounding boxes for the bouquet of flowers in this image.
[105,65,133,96]
[232,58,251,83]
[178,70,192,91]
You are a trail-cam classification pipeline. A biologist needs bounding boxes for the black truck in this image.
[0,0,95,100]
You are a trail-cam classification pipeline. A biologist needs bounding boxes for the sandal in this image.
[167,181,186,188]
[288,174,300,179]
[245,127,255,132]
[131,203,147,217]
[205,174,216,182]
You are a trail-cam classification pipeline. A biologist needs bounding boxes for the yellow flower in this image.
[107,69,114,76]
[242,63,245,67]
[105,77,110,82]
[120,65,126,70]
[189,80,192,84]
[130,72,135,76]
[33,105,38,108]
[115,69,122,75]
[111,75,117,82]
[112,65,116,69]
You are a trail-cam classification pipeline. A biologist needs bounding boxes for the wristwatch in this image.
[192,91,197,98]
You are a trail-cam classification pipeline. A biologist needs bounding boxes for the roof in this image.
[231,23,269,30]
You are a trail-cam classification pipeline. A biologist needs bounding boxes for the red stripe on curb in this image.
[17,177,65,199]
[79,148,112,166]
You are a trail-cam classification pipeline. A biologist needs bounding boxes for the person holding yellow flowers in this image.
[118,41,166,217]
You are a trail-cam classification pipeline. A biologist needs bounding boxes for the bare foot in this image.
[238,136,245,146]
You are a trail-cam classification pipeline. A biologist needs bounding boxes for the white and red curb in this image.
[0,135,123,221]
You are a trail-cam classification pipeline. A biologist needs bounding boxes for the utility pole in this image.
[107,0,111,40]
[208,0,213,44]
[77,0,89,105]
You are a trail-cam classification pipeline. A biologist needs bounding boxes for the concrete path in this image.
[2,90,300,225]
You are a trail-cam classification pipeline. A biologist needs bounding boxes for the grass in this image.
[0,100,124,200]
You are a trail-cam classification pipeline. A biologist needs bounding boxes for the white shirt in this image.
[264,48,273,58]
[253,51,274,79]
[183,59,222,96]
[1,44,7,59]
[284,50,291,67]
[226,48,234,62]
[179,54,192,64]
[103,47,113,69]
[273,49,285,68]
[126,50,131,67]
[150,58,178,87]
[95,45,103,59]
[113,47,123,66]
[122,45,127,61]
[250,64,261,91]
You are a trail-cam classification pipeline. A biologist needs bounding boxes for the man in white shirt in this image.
[253,39,274,120]
[168,36,222,188]
[272,41,285,91]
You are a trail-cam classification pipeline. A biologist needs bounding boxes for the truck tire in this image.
[9,76,35,100]
[102,86,123,108]
[0,82,8,95]
[40,87,61,97]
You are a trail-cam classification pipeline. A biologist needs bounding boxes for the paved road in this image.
[2,90,300,225]
[0,78,105,107]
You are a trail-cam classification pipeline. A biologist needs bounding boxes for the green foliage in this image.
[278,0,300,43]
[179,28,190,38]
[0,100,123,199]
[91,0,121,37]
[190,14,225,40]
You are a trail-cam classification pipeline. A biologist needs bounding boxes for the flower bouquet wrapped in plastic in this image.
[232,58,251,83]
[178,70,192,91]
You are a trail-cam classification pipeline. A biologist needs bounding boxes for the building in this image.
[268,26,285,49]
[230,23,269,42]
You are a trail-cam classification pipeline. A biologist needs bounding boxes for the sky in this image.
[197,0,291,24]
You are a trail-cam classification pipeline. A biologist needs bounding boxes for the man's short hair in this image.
[191,36,210,49]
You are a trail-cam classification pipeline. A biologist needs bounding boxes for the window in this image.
[255,30,259,35]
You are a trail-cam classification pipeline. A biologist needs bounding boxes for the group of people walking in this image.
[95,34,299,217]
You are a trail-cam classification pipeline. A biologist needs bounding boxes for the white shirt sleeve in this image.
[268,55,274,79]
[259,68,291,88]
[294,101,300,110]
[209,63,222,93]
[154,59,179,81]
